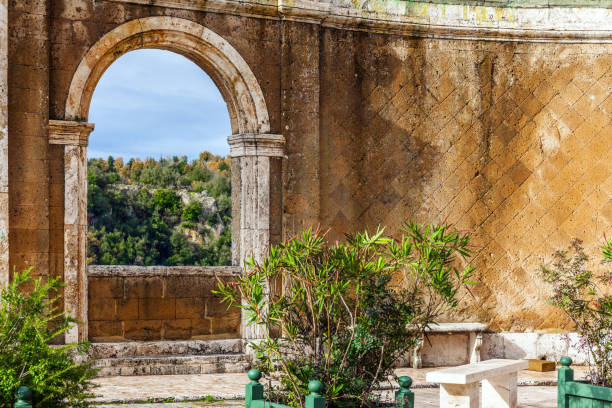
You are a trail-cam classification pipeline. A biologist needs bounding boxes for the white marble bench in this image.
[411,322,488,368]
[426,359,528,408]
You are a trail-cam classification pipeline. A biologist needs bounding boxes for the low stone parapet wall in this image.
[87,265,242,342]
[482,332,588,365]
[414,328,589,367]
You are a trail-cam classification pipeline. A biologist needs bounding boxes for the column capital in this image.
[228,133,285,158]
[48,120,95,147]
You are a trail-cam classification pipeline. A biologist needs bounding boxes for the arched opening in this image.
[50,17,283,343]
[87,49,233,268]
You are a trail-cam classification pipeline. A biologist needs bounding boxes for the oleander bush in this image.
[0,269,97,408]
[540,238,612,387]
[217,222,475,407]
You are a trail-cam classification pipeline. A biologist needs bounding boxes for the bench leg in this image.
[440,382,480,408]
[468,332,483,364]
[481,372,517,408]
[411,337,423,369]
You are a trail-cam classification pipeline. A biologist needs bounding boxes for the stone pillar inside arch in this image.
[228,133,284,341]
[48,120,94,343]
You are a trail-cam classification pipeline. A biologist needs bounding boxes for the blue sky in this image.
[88,49,231,160]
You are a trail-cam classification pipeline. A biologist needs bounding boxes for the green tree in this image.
[87,152,232,266]
[182,200,203,223]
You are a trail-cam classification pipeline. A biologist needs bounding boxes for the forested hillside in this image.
[87,152,232,266]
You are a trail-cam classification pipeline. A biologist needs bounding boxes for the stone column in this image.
[0,0,8,288]
[48,120,94,343]
[228,133,284,340]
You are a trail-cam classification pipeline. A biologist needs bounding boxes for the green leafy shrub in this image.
[217,222,474,407]
[87,154,232,267]
[540,238,612,387]
[0,269,97,408]
[181,201,203,223]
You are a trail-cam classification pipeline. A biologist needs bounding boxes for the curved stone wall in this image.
[5,0,612,338]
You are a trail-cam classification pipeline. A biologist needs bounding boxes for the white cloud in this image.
[88,49,231,160]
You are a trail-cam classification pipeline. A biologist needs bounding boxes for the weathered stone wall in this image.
[8,0,52,279]
[319,35,612,331]
[0,0,7,287]
[88,266,241,341]
[5,0,612,336]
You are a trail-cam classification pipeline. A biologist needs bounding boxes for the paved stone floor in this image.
[92,366,586,407]
[95,387,557,408]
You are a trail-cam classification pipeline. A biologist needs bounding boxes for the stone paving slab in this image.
[96,401,244,408]
[95,386,557,408]
[91,373,246,404]
[92,366,585,404]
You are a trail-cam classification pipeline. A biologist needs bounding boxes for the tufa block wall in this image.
[87,266,241,341]
[319,33,612,331]
[6,0,612,334]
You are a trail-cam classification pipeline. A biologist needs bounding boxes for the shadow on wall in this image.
[319,28,612,333]
[319,30,444,244]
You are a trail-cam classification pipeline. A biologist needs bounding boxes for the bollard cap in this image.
[14,386,33,408]
[398,376,412,389]
[248,369,262,381]
[560,356,572,367]
[308,380,323,395]
[15,387,32,402]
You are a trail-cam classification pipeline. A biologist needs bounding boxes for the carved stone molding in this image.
[228,133,285,158]
[48,120,95,147]
[104,0,612,43]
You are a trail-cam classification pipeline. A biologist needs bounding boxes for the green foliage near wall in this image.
[87,153,232,266]
[218,224,474,407]
[0,269,97,408]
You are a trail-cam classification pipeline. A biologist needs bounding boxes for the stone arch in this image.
[51,17,283,342]
[65,16,270,134]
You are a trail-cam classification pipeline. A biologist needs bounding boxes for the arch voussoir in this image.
[65,16,270,135]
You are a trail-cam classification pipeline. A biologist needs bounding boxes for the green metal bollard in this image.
[305,380,325,408]
[395,376,414,408]
[245,369,264,408]
[14,386,33,408]
[557,356,573,408]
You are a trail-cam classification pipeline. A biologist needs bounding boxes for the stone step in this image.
[89,339,250,377]
[89,339,244,359]
[93,353,251,377]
